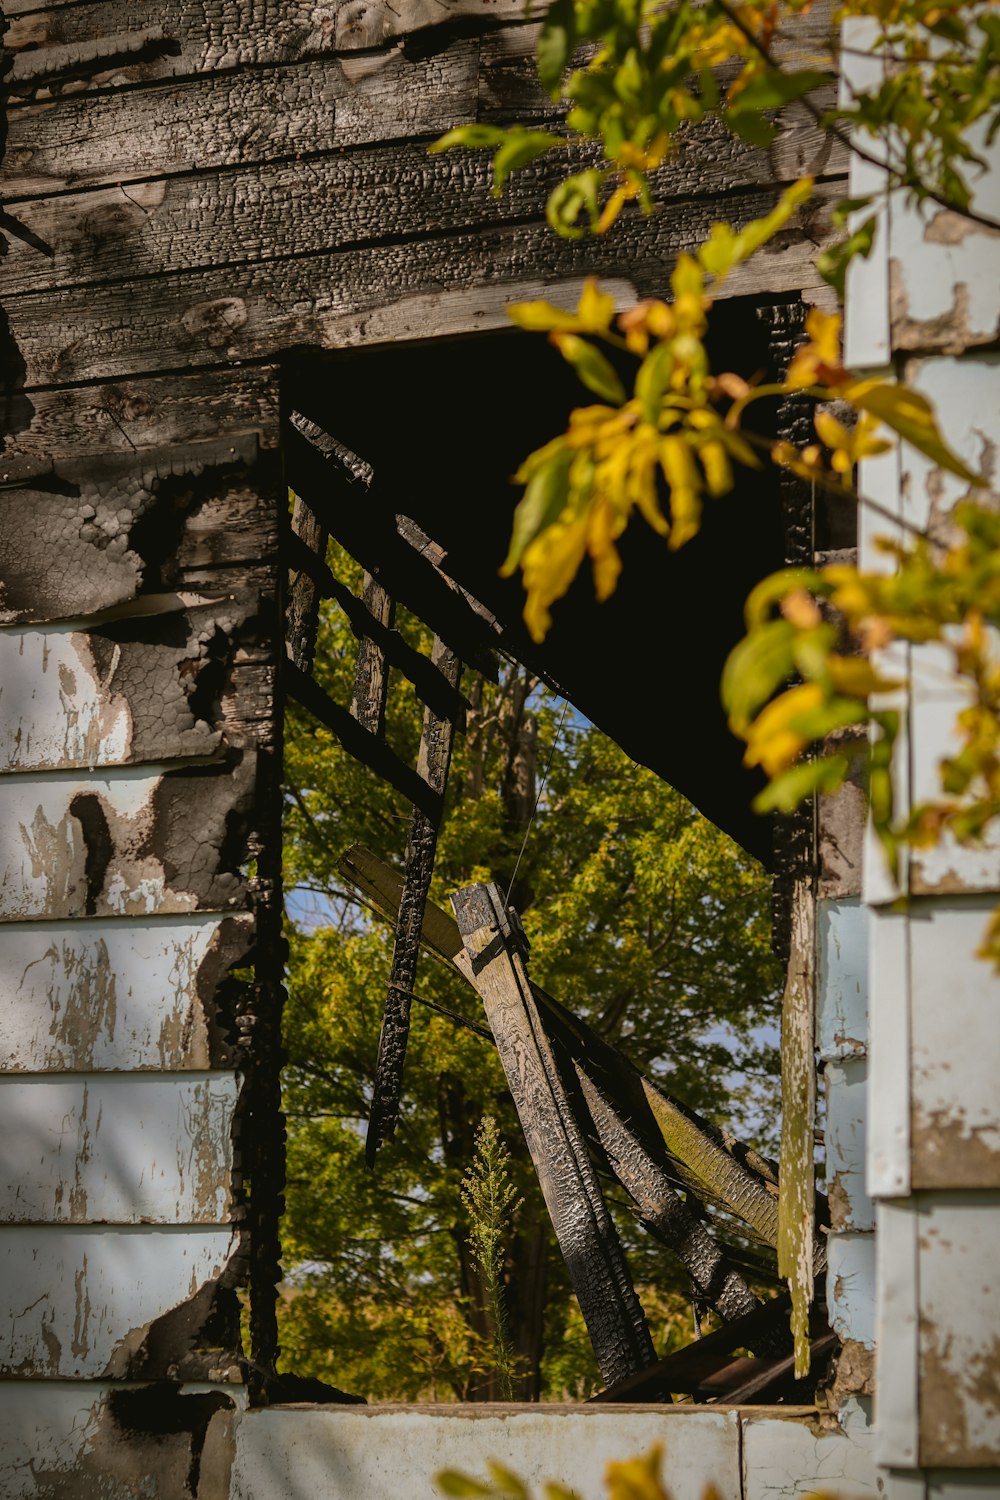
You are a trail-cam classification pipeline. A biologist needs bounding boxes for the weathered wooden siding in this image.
[843,31,1000,1486]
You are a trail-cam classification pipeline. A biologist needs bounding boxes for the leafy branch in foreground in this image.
[431,0,1000,245]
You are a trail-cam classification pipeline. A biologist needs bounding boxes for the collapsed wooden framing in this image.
[285,407,831,1405]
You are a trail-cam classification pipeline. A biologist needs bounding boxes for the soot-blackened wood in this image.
[349,574,393,739]
[572,1069,761,1328]
[9,183,839,392]
[451,882,658,1389]
[287,413,499,678]
[366,637,462,1164]
[285,661,441,819]
[286,495,328,673]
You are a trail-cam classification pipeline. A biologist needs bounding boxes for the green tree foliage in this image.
[278,551,782,1400]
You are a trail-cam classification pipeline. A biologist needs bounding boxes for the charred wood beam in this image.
[366,638,462,1164]
[283,531,469,724]
[286,495,328,673]
[572,1068,761,1329]
[286,412,498,679]
[285,661,441,821]
[350,573,394,739]
[451,881,658,1390]
[340,845,795,1253]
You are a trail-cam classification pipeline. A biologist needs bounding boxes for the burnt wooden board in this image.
[452,881,657,1389]
[3,120,845,298]
[6,181,839,391]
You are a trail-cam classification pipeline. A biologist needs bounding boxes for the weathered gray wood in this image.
[7,182,839,390]
[3,116,846,298]
[451,881,657,1388]
[367,637,461,1162]
[3,44,479,199]
[0,369,279,480]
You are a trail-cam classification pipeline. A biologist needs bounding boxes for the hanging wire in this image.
[505,694,572,905]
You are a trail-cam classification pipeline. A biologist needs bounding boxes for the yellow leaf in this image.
[744,682,824,776]
[827,655,900,697]
[660,436,703,548]
[520,517,589,641]
[576,277,617,333]
[587,497,625,600]
[844,377,984,485]
[605,1444,668,1500]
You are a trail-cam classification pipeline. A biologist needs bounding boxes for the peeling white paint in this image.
[0,1225,237,1378]
[826,1057,873,1232]
[0,1073,238,1224]
[742,1398,881,1499]
[0,913,251,1071]
[0,628,131,772]
[230,1406,743,1500]
[828,1232,877,1349]
[817,897,869,1062]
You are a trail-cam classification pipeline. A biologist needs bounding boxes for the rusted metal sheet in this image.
[910,900,1000,1190]
[918,1196,1000,1467]
[0,913,251,1072]
[0,601,260,772]
[0,762,254,919]
[0,1225,238,1378]
[0,1074,238,1223]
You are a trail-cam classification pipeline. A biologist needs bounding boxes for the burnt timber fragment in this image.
[366,637,462,1164]
[451,881,659,1389]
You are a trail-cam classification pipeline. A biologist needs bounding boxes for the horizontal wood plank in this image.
[0,1073,238,1224]
[8,183,839,390]
[4,116,845,298]
[0,912,252,1071]
[3,43,479,198]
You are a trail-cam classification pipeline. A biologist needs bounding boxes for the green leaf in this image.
[722,109,777,148]
[551,333,627,403]
[743,567,822,628]
[847,378,985,485]
[492,130,560,195]
[536,0,577,97]
[699,179,814,282]
[546,171,603,238]
[634,342,675,421]
[428,125,509,155]
[502,445,573,573]
[752,753,850,814]
[817,215,878,298]
[722,618,797,733]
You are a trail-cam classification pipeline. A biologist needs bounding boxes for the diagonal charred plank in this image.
[285,661,441,820]
[366,638,462,1164]
[572,1068,762,1329]
[350,573,393,738]
[451,882,658,1389]
[286,414,499,678]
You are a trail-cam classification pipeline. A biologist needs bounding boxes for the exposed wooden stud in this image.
[286,494,329,674]
[349,574,394,739]
[285,660,441,820]
[777,879,818,1378]
[451,881,658,1389]
[366,637,462,1163]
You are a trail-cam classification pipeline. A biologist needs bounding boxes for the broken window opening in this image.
[257,302,837,1408]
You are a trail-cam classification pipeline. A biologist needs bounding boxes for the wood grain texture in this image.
[3,43,479,198]
[3,112,846,299]
[452,881,657,1389]
[7,182,839,391]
